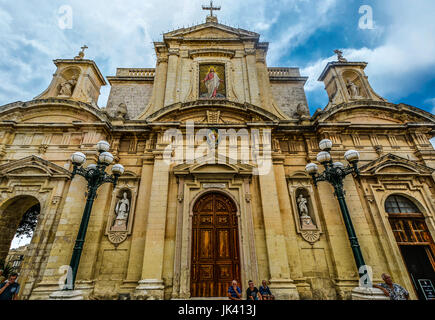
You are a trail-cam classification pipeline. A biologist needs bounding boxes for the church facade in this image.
[0,13,434,300]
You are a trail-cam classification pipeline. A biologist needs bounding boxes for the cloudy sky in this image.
[1,0,434,248]
[1,0,435,115]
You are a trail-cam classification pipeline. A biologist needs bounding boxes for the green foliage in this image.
[0,259,13,279]
[15,204,40,238]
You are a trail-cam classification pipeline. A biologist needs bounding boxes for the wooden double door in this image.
[389,215,435,300]
[191,193,241,297]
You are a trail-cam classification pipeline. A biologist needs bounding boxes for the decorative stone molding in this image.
[287,172,322,244]
[105,172,139,246]
[189,49,235,59]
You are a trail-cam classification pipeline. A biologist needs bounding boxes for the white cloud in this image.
[425,98,435,115]
[1,0,434,112]
[302,0,435,106]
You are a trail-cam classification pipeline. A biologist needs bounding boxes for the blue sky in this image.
[0,0,434,120]
[2,0,434,248]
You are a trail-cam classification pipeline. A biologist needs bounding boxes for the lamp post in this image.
[305,139,366,277]
[66,141,124,290]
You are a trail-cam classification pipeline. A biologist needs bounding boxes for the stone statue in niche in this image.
[347,80,361,99]
[297,194,317,230]
[58,75,78,97]
[111,192,130,231]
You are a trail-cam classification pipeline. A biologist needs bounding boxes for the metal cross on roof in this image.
[202,0,221,17]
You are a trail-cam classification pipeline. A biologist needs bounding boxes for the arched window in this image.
[385,195,420,214]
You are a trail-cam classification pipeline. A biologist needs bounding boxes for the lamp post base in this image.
[49,290,84,300]
[351,287,389,300]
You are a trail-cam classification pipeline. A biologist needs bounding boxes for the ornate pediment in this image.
[358,153,434,176]
[0,155,71,179]
[173,154,254,178]
[164,22,259,42]
[146,100,281,123]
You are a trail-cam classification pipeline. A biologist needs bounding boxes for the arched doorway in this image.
[191,192,241,297]
[0,196,40,267]
[386,195,435,300]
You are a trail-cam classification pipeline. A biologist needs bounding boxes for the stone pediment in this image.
[358,153,434,176]
[145,100,281,123]
[174,154,254,178]
[0,155,71,179]
[164,22,259,42]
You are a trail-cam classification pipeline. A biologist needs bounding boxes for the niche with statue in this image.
[342,70,367,100]
[57,67,81,98]
[295,188,317,231]
[111,189,131,232]
[106,181,138,246]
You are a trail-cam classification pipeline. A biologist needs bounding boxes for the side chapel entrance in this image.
[386,195,435,300]
[190,192,241,297]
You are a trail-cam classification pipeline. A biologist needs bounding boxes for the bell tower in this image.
[318,50,386,107]
[35,46,106,106]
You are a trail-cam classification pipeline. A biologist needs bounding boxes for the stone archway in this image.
[190,192,241,297]
[0,195,40,261]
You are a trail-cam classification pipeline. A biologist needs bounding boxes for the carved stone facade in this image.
[0,14,434,301]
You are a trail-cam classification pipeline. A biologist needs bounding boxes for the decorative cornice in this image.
[358,153,434,176]
[189,48,235,59]
[146,99,282,123]
[318,61,368,81]
[312,100,435,124]
[0,98,110,124]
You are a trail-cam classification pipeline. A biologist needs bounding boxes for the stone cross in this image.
[334,49,347,62]
[202,0,221,17]
[75,45,88,60]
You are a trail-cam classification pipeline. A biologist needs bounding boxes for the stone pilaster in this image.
[258,161,299,300]
[135,151,170,300]
[245,49,261,106]
[273,158,311,298]
[121,155,155,291]
[152,57,168,113]
[164,49,179,107]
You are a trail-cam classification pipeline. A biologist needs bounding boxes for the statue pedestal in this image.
[111,219,127,232]
[49,290,84,300]
[351,287,389,300]
[300,216,317,230]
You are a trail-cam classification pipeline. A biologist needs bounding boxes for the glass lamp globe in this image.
[112,164,125,176]
[305,163,319,175]
[333,162,345,169]
[97,141,110,153]
[317,151,331,163]
[319,139,333,151]
[99,152,114,165]
[87,164,97,171]
[71,152,86,166]
[344,150,360,163]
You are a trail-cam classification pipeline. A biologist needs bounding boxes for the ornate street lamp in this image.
[66,141,124,290]
[305,139,366,277]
